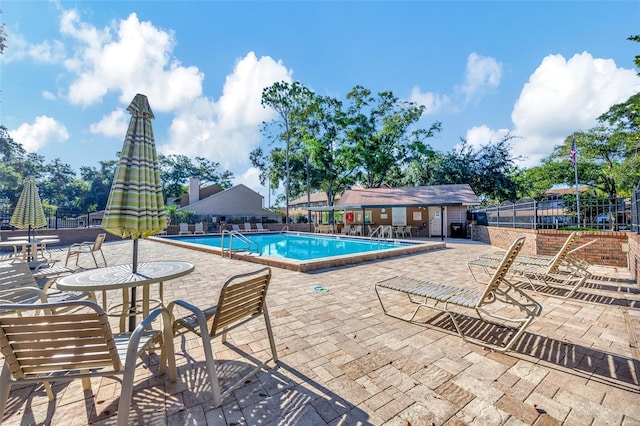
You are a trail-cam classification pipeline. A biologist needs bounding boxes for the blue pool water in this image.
[174,233,413,261]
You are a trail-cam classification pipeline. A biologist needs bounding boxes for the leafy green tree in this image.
[344,85,440,188]
[40,158,79,207]
[77,160,117,211]
[159,154,233,199]
[298,94,356,209]
[260,81,316,224]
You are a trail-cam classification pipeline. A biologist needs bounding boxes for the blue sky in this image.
[2,1,639,202]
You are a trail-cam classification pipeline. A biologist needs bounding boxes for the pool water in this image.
[174,232,413,261]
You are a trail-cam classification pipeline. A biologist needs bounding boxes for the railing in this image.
[221,230,259,258]
[632,182,640,234]
[370,225,393,240]
[279,225,289,233]
[473,195,631,231]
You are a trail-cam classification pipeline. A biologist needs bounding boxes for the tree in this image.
[0,10,6,55]
[78,160,117,211]
[159,154,233,199]
[40,158,79,207]
[344,85,440,188]
[261,81,315,224]
[396,135,521,203]
[300,94,356,210]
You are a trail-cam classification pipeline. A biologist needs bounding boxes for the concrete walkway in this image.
[2,238,639,425]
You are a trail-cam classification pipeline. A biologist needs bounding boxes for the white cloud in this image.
[89,109,129,137]
[10,116,69,152]
[160,52,293,175]
[456,53,502,102]
[236,167,269,203]
[60,10,203,110]
[410,52,501,115]
[409,86,450,115]
[42,91,57,101]
[510,52,640,166]
[465,125,511,150]
[1,29,66,64]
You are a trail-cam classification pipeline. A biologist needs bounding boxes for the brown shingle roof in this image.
[335,184,479,207]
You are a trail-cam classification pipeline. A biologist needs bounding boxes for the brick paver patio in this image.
[1,237,639,425]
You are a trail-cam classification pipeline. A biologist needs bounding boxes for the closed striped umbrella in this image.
[101,94,166,331]
[10,178,47,243]
[102,94,166,243]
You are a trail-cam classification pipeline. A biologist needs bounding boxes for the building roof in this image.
[170,183,225,207]
[308,184,479,210]
[290,191,341,205]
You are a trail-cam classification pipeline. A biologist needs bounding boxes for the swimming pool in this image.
[175,233,413,260]
[156,232,445,272]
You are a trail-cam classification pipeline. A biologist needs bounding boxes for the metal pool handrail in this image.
[370,225,394,240]
[221,230,259,258]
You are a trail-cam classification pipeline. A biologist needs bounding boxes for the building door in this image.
[428,207,443,237]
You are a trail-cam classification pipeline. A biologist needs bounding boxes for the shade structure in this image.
[10,178,47,247]
[101,94,167,331]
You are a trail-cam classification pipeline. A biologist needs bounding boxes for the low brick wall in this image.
[472,226,629,268]
[0,228,122,252]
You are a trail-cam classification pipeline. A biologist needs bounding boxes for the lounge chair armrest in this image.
[568,239,597,254]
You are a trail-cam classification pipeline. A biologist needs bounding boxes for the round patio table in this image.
[0,238,60,263]
[56,260,195,332]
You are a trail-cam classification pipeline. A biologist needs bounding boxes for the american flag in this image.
[569,137,577,167]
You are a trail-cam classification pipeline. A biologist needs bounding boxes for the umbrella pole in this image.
[27,225,33,262]
[129,238,139,332]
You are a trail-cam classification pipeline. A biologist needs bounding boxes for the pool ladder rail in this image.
[369,225,394,240]
[221,230,260,258]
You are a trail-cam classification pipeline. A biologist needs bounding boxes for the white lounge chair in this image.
[193,222,205,234]
[375,237,541,352]
[244,222,255,232]
[256,223,266,232]
[179,223,192,235]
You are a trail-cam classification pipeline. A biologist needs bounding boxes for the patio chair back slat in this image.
[211,271,270,333]
[0,300,176,426]
[0,304,120,380]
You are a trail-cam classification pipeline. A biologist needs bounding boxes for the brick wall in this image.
[627,233,640,282]
[472,226,629,268]
[0,228,121,251]
[471,225,537,256]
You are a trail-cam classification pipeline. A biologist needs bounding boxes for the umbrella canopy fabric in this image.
[101,94,166,240]
[10,178,47,239]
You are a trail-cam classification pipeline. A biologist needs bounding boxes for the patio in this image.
[2,237,639,425]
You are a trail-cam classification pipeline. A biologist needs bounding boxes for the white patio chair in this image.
[168,267,277,408]
[0,300,176,426]
[64,233,107,268]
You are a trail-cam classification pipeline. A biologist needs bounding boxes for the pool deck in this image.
[2,237,640,425]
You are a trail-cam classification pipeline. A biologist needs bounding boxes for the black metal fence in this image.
[631,183,640,234]
[472,195,631,231]
[0,206,91,230]
[0,206,283,231]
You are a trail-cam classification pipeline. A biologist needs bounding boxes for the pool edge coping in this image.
[150,232,446,272]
